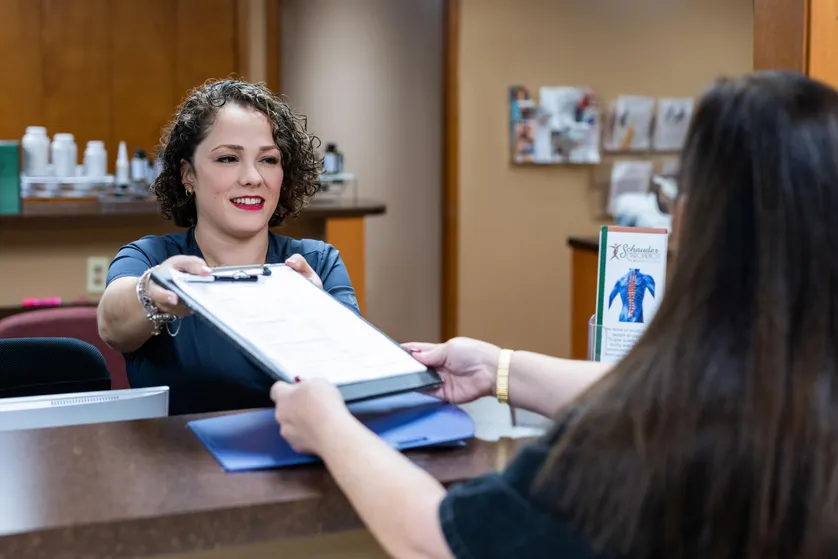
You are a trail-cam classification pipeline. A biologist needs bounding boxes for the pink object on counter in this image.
[21,298,63,307]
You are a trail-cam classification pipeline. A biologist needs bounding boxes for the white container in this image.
[83,140,107,178]
[51,133,77,178]
[21,126,50,177]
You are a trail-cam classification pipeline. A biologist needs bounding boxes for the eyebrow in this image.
[211,144,278,152]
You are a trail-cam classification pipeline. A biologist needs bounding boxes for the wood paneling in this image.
[110,0,177,158]
[0,1,42,140]
[236,0,251,80]
[0,0,252,161]
[175,0,238,96]
[442,0,459,340]
[753,0,838,92]
[267,0,280,92]
[753,0,808,72]
[41,0,111,154]
[808,0,838,89]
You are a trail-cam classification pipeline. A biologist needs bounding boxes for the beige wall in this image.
[456,0,754,356]
[280,0,444,343]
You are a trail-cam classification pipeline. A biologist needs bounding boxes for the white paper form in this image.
[169,267,427,385]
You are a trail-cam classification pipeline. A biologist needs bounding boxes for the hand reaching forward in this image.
[402,337,502,405]
[284,253,323,289]
[146,255,212,317]
[270,377,348,455]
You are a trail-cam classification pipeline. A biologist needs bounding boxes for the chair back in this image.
[0,307,129,390]
[0,337,111,398]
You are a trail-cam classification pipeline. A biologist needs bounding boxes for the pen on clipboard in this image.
[181,265,276,283]
[183,270,259,282]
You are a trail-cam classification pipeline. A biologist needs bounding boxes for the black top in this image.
[439,435,616,559]
[105,228,360,415]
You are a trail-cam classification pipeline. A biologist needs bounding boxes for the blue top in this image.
[105,228,360,415]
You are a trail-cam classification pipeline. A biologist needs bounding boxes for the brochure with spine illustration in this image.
[593,226,668,363]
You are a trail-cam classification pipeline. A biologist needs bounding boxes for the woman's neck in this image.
[193,224,270,268]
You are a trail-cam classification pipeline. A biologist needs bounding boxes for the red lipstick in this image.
[230,196,265,211]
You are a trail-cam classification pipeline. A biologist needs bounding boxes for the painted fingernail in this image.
[294,376,302,383]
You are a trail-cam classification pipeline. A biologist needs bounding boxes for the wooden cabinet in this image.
[808,0,838,89]
[0,0,244,162]
[754,0,838,89]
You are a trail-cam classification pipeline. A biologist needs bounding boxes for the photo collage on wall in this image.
[509,86,694,165]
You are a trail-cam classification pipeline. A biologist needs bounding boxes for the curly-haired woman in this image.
[97,79,359,415]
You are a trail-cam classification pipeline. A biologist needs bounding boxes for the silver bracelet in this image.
[136,266,176,336]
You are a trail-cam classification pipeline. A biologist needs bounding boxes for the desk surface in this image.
[0,412,531,559]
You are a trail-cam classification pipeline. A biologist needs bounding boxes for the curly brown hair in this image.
[151,78,323,227]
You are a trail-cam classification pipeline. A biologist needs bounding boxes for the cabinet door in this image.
[0,0,240,163]
[41,0,111,156]
[0,1,42,142]
[175,0,238,96]
[110,0,178,161]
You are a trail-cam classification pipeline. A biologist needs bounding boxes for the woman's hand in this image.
[270,378,350,455]
[285,254,324,289]
[402,337,501,405]
[147,255,211,317]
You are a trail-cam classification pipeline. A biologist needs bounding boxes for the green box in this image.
[0,141,21,215]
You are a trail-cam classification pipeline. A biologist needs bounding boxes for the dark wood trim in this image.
[753,0,809,72]
[567,236,599,252]
[267,0,280,92]
[441,0,459,341]
[0,198,386,231]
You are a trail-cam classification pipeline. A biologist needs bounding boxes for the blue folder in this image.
[188,392,475,472]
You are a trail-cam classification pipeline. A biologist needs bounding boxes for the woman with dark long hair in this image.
[271,70,838,558]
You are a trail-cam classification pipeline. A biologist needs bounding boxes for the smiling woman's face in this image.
[181,103,283,239]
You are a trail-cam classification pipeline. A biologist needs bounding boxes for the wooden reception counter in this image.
[0,412,528,559]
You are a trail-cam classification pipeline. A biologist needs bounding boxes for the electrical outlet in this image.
[86,256,110,294]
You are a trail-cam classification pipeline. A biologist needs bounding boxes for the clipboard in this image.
[150,264,442,403]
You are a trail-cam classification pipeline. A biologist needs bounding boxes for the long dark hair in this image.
[536,71,838,558]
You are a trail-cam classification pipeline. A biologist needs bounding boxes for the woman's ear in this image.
[180,159,196,193]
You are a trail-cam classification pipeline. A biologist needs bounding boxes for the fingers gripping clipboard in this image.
[150,264,441,403]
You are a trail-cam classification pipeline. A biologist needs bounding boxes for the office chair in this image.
[0,337,111,399]
[0,306,129,390]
